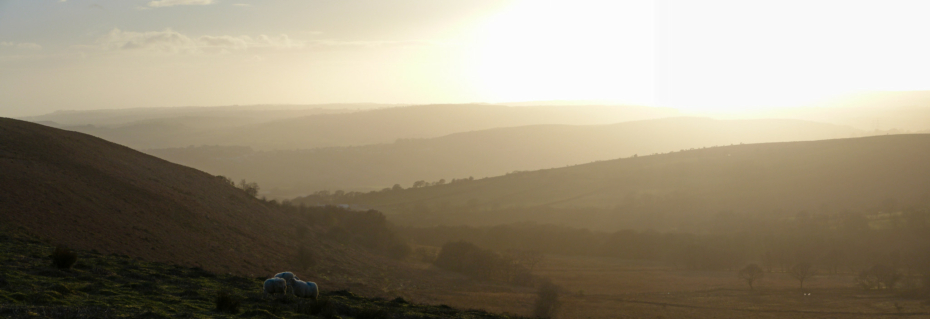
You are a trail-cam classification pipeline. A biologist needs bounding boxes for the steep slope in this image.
[0,118,360,279]
[325,134,930,230]
[148,117,859,198]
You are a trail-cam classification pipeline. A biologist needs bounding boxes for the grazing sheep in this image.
[274,272,299,295]
[287,278,319,300]
[263,278,287,299]
[274,272,298,281]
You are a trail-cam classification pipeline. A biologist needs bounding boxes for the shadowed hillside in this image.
[149,117,859,197]
[317,134,930,231]
[0,118,312,277]
[0,118,426,291]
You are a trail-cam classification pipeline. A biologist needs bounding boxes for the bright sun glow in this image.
[468,0,656,105]
[467,0,930,114]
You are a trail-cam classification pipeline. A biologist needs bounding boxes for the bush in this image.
[51,245,77,269]
[214,291,241,314]
[533,279,561,318]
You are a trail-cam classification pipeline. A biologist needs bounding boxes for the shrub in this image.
[533,279,561,318]
[214,291,241,314]
[51,245,78,269]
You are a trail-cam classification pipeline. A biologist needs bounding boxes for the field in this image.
[420,253,930,319]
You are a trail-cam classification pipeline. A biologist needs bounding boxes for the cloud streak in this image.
[89,29,438,55]
[95,29,302,53]
[1,42,42,50]
[148,0,214,8]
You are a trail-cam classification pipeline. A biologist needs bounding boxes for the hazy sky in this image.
[2,0,930,116]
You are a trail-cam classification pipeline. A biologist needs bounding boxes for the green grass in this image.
[0,231,524,319]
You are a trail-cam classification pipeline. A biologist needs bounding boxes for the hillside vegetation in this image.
[307,134,930,231]
[0,231,521,319]
[150,117,859,197]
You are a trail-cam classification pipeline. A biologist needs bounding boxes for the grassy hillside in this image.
[0,231,521,319]
[319,134,930,231]
[0,118,426,291]
[149,117,859,197]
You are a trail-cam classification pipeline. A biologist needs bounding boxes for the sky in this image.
[2,0,930,117]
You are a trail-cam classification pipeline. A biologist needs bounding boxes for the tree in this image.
[857,264,901,290]
[789,262,817,290]
[237,179,259,197]
[738,264,764,290]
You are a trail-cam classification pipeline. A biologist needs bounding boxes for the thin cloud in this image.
[94,29,303,54]
[1,42,42,50]
[148,0,214,8]
[232,3,251,7]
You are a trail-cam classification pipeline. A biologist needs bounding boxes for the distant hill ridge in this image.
[324,134,930,230]
[28,103,679,150]
[149,117,860,197]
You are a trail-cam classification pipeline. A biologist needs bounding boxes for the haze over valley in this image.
[3,1,930,318]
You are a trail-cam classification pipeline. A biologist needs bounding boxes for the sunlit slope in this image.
[341,134,930,219]
[0,118,321,276]
[151,117,858,197]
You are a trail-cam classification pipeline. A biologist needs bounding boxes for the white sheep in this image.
[274,272,299,295]
[263,277,287,299]
[274,272,298,281]
[287,278,319,300]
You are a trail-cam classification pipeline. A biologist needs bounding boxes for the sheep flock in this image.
[262,271,319,300]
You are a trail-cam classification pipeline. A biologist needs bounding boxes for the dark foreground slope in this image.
[151,117,859,197]
[330,134,930,230]
[0,232,518,319]
[0,118,321,276]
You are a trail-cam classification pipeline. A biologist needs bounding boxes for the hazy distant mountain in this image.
[148,117,860,198]
[324,134,930,231]
[20,103,389,127]
[31,103,678,150]
[741,91,930,131]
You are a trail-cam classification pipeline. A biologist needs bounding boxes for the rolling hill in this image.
[0,117,562,316]
[148,117,860,198]
[0,117,423,293]
[317,134,930,231]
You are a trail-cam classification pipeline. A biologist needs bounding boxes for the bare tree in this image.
[789,262,817,290]
[237,179,259,197]
[738,264,764,290]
